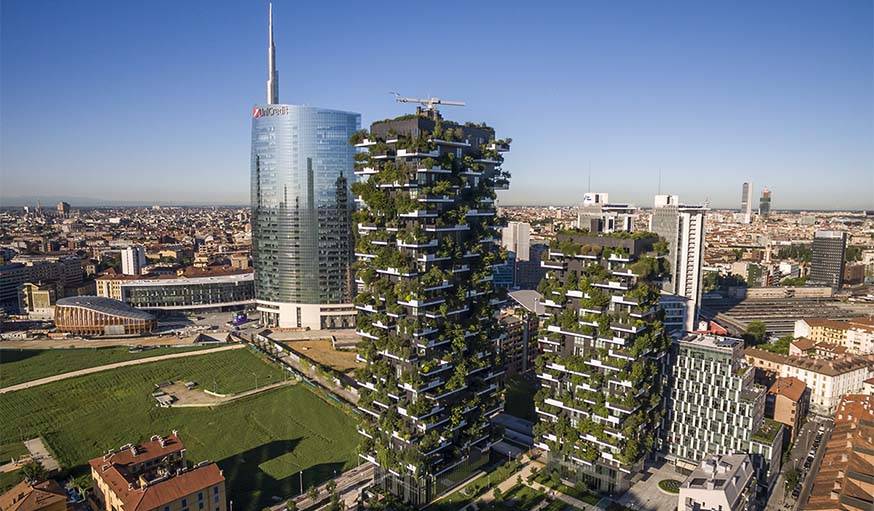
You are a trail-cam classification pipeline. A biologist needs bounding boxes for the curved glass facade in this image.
[251,105,360,318]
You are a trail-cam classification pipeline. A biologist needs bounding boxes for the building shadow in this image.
[0,349,41,364]
[218,439,346,511]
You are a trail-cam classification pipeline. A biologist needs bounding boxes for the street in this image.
[765,415,833,511]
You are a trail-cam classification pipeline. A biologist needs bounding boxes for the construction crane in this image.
[391,92,465,112]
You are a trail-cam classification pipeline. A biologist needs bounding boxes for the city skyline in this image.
[1,0,872,209]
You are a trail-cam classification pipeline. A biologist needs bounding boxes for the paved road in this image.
[766,416,832,511]
[276,462,373,510]
[0,344,244,394]
[793,418,832,511]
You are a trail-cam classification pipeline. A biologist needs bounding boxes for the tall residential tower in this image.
[649,195,707,333]
[250,3,360,329]
[740,182,753,224]
[352,106,512,504]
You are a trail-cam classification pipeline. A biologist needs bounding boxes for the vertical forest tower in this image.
[352,106,512,505]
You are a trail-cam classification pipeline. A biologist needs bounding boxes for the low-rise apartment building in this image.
[793,318,874,355]
[765,377,809,441]
[745,349,873,415]
[90,432,226,511]
[678,454,756,511]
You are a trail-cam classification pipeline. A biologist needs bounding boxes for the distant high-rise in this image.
[250,3,360,329]
[121,246,146,276]
[501,221,531,262]
[576,192,636,233]
[809,230,847,290]
[759,187,771,217]
[650,194,707,333]
[56,201,71,218]
[740,182,753,224]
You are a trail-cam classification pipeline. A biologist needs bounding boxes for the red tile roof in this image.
[0,479,67,511]
[768,376,807,402]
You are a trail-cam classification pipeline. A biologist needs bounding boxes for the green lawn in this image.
[503,376,537,421]
[0,441,28,464]
[0,345,213,387]
[481,483,547,511]
[0,348,358,510]
[0,469,23,493]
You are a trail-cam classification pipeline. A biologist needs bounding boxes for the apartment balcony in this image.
[592,280,631,291]
[354,138,377,148]
[355,329,379,340]
[397,297,445,308]
[400,210,438,218]
[417,253,451,263]
[420,362,453,377]
[397,148,440,158]
[488,141,510,152]
[426,385,467,401]
[415,336,450,349]
[354,252,376,259]
[608,253,633,263]
[424,224,470,233]
[376,267,419,277]
[413,168,450,178]
[431,138,471,148]
[417,195,454,203]
[397,238,438,249]
[541,260,566,270]
[465,209,496,217]
[354,166,379,176]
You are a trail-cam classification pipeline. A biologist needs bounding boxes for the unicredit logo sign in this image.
[252,105,289,118]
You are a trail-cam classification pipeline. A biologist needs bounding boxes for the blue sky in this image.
[1,0,872,209]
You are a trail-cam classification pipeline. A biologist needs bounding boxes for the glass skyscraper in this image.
[251,105,361,328]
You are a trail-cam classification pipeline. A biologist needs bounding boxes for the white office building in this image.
[650,195,707,332]
[502,221,531,262]
[121,246,147,276]
[576,192,636,233]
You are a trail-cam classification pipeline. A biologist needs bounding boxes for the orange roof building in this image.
[804,395,873,511]
[766,377,810,441]
[89,433,226,511]
[0,479,67,511]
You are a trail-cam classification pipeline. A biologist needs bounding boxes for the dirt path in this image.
[169,380,295,407]
[0,344,244,394]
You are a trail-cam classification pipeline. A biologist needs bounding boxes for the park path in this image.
[170,380,294,407]
[24,437,59,472]
[0,343,244,394]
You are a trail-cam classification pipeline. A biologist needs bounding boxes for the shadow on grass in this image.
[219,439,346,511]
[0,349,41,364]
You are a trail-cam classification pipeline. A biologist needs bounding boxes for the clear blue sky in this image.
[2,0,872,209]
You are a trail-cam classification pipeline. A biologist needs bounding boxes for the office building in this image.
[250,4,360,329]
[664,334,783,489]
[352,105,511,505]
[576,193,636,233]
[758,188,771,218]
[56,201,71,218]
[97,269,254,312]
[745,349,873,414]
[90,432,226,511]
[492,250,516,289]
[534,231,671,493]
[19,282,58,319]
[741,182,753,224]
[0,255,84,312]
[804,395,872,511]
[516,243,549,290]
[765,377,809,441]
[809,231,847,290]
[659,293,689,335]
[502,222,531,262]
[121,245,147,276]
[678,454,756,511]
[650,194,707,332]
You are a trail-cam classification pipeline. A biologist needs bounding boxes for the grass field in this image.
[0,348,358,510]
[0,345,213,387]
[0,441,28,463]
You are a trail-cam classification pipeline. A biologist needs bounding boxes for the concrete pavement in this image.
[0,343,244,394]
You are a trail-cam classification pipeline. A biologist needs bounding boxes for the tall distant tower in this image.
[759,187,771,217]
[809,230,847,290]
[266,2,278,104]
[741,182,753,224]
[250,3,360,329]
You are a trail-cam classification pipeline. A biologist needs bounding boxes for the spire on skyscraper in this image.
[266,2,279,104]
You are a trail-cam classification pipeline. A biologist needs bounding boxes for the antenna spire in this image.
[266,2,279,104]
